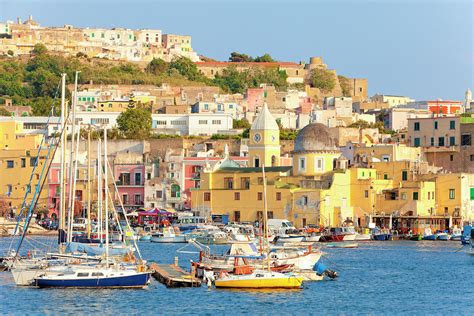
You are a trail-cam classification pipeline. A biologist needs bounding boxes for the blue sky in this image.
[1,0,472,100]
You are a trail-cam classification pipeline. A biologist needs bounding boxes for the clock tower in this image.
[248,103,280,168]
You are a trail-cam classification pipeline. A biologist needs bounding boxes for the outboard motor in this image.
[314,262,338,279]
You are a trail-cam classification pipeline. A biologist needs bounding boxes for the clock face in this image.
[253,133,262,143]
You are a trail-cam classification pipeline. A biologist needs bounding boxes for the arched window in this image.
[171,184,180,198]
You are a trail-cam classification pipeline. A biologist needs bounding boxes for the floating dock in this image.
[149,263,201,288]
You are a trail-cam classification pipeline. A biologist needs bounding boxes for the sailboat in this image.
[33,128,151,288]
[214,165,303,289]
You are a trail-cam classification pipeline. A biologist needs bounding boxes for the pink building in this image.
[246,88,264,112]
[114,163,145,210]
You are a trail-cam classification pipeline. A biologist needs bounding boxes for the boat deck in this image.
[149,263,201,288]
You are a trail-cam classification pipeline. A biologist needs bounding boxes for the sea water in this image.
[1,238,473,315]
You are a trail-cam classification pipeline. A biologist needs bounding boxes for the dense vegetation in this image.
[228,52,276,63]
[310,68,336,92]
[116,107,152,139]
[0,45,293,114]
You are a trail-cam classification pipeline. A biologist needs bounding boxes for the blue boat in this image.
[35,268,151,288]
[461,225,472,245]
[371,228,392,241]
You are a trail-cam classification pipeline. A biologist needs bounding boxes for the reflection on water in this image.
[1,237,473,314]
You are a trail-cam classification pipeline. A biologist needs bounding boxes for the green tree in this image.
[229,52,253,62]
[310,68,336,92]
[146,58,168,75]
[116,108,152,139]
[32,43,48,55]
[169,56,203,81]
[232,118,251,129]
[254,53,275,62]
[7,50,14,56]
[338,75,351,97]
[0,107,12,116]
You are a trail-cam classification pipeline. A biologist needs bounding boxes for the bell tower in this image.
[248,103,280,168]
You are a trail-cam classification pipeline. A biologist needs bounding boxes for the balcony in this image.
[167,196,181,203]
[421,145,459,153]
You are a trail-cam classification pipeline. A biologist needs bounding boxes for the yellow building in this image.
[0,121,49,214]
[97,99,134,112]
[248,104,280,168]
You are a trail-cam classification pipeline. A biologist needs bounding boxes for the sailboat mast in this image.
[262,164,270,272]
[66,71,79,241]
[104,128,109,262]
[68,122,81,243]
[87,129,91,239]
[97,139,102,244]
[59,73,67,233]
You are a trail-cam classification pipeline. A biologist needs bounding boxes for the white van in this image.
[267,219,297,235]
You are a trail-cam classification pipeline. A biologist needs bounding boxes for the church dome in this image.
[294,123,337,152]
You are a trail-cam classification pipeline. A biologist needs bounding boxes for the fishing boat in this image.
[273,235,305,244]
[461,225,472,245]
[422,228,437,240]
[341,226,357,241]
[319,228,345,242]
[189,227,229,245]
[214,165,304,289]
[450,228,462,241]
[150,227,187,243]
[372,228,392,241]
[304,234,321,242]
[437,231,450,241]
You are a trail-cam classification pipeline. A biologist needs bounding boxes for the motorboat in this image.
[372,228,392,241]
[188,227,229,245]
[304,234,321,242]
[150,227,187,243]
[342,227,356,241]
[214,269,303,289]
[437,232,450,241]
[225,224,256,242]
[450,227,462,241]
[319,228,345,242]
[273,235,305,244]
[461,225,472,245]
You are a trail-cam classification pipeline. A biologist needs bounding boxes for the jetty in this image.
[149,263,201,288]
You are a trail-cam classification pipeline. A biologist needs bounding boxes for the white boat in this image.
[269,248,321,270]
[450,228,462,241]
[150,227,187,243]
[304,234,321,242]
[437,232,450,241]
[342,226,357,241]
[214,269,303,289]
[274,235,305,244]
[355,233,371,241]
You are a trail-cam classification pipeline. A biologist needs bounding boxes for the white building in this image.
[152,113,233,136]
[191,101,241,119]
[371,94,414,108]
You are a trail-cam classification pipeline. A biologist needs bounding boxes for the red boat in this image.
[319,228,345,242]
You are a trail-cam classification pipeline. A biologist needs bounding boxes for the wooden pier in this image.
[149,263,201,288]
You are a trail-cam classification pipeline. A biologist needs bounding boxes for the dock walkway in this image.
[149,263,201,288]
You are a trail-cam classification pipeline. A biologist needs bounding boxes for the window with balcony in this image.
[241,177,250,189]
[134,172,142,185]
[122,194,129,204]
[134,194,142,205]
[414,138,420,147]
[171,184,180,198]
[119,173,130,185]
[449,137,456,146]
[438,137,445,146]
[224,177,234,189]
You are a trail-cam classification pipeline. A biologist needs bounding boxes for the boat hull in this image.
[320,235,345,242]
[372,234,392,241]
[150,236,187,243]
[423,235,437,240]
[35,272,151,288]
[342,234,356,241]
[215,275,302,289]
